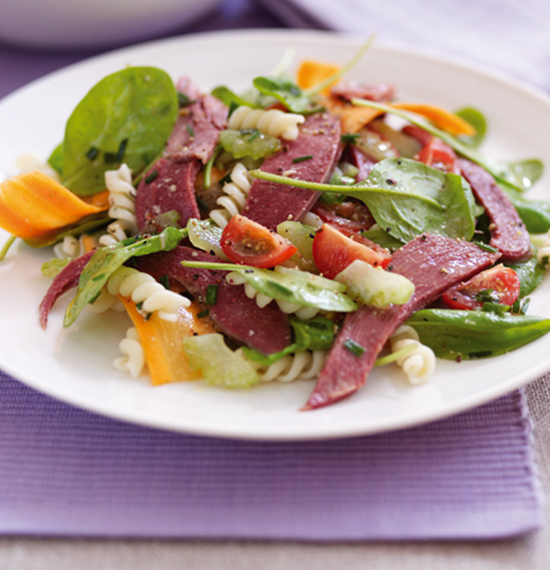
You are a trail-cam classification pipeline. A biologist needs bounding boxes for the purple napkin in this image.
[0,371,541,540]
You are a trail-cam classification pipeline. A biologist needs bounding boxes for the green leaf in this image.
[407,308,550,360]
[210,86,258,110]
[41,257,70,278]
[181,261,358,313]
[242,315,337,365]
[494,159,544,192]
[218,128,281,160]
[252,76,320,114]
[64,226,187,327]
[360,229,403,252]
[455,107,486,148]
[47,142,64,176]
[61,66,179,196]
[505,256,545,298]
[499,183,550,233]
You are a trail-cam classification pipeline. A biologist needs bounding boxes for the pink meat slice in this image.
[135,79,227,231]
[135,246,292,355]
[243,112,341,229]
[38,251,94,329]
[458,159,531,262]
[304,234,501,410]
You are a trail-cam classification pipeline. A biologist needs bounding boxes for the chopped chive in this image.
[197,309,210,319]
[205,284,218,305]
[196,197,209,212]
[203,145,221,189]
[86,146,100,161]
[186,125,195,137]
[344,339,366,357]
[468,350,493,358]
[104,139,128,164]
[292,155,313,164]
[248,130,260,142]
[145,170,159,184]
[136,301,144,310]
[178,92,196,107]
[341,133,360,143]
[159,275,170,290]
[473,241,499,253]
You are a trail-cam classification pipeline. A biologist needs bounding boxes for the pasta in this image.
[537,230,550,266]
[227,106,305,141]
[107,266,191,322]
[389,325,436,385]
[226,270,319,320]
[99,164,138,246]
[244,349,327,383]
[113,327,146,378]
[210,162,253,229]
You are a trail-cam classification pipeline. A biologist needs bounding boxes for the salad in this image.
[1,41,550,412]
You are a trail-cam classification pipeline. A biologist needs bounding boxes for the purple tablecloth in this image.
[0,0,543,541]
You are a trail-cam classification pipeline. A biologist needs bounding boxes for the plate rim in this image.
[1,28,550,441]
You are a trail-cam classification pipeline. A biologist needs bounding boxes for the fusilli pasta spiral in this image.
[537,230,550,266]
[389,325,435,385]
[107,266,190,322]
[226,270,319,320]
[228,106,305,141]
[243,349,326,383]
[99,164,138,246]
[113,327,145,378]
[210,162,253,228]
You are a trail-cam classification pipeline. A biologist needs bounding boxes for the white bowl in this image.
[0,0,223,49]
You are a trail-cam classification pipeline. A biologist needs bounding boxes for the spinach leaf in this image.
[494,159,544,192]
[64,226,187,327]
[180,261,358,313]
[242,315,337,365]
[407,308,550,360]
[60,67,178,196]
[47,142,64,176]
[251,158,477,243]
[505,257,545,298]
[210,86,258,110]
[352,99,543,195]
[499,183,550,233]
[252,77,321,114]
[455,107,486,148]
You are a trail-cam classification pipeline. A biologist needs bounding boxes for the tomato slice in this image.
[312,200,375,233]
[221,214,297,268]
[416,138,460,174]
[441,264,520,310]
[312,223,392,279]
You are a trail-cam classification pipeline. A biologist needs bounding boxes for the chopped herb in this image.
[104,138,128,164]
[292,155,313,164]
[197,309,210,319]
[136,301,144,310]
[178,92,196,107]
[248,130,261,142]
[196,197,209,212]
[475,288,500,304]
[468,350,493,358]
[344,339,366,357]
[159,275,170,290]
[186,124,195,137]
[145,170,159,184]
[473,241,499,253]
[205,284,218,305]
[86,146,100,161]
[341,133,360,143]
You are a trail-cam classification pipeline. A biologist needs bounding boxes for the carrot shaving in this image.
[296,60,341,95]
[120,297,217,386]
[323,97,384,134]
[0,170,108,242]
[390,103,476,137]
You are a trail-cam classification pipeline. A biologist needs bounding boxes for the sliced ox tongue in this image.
[303,234,501,410]
[243,111,341,230]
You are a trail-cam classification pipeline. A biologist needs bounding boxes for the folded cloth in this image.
[0,371,540,540]
[255,0,550,91]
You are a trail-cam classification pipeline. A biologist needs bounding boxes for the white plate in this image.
[1,30,550,441]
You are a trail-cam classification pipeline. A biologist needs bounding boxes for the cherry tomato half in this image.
[441,264,520,310]
[416,138,460,174]
[312,200,375,233]
[312,223,392,279]
[221,214,297,268]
